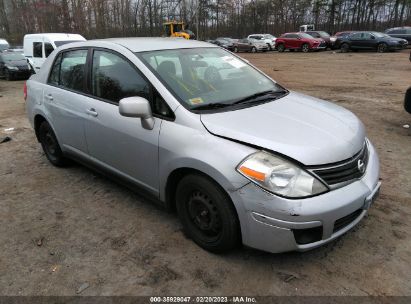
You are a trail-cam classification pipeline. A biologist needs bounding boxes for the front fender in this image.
[158,119,256,204]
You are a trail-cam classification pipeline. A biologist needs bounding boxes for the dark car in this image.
[233,38,269,53]
[331,31,358,49]
[305,31,332,48]
[275,32,326,52]
[338,31,408,53]
[405,87,411,114]
[212,38,235,51]
[0,51,32,80]
[385,26,411,43]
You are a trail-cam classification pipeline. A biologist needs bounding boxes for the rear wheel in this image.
[176,174,240,253]
[377,43,388,53]
[340,43,350,53]
[38,121,69,167]
[277,44,285,52]
[234,46,238,53]
[301,43,310,53]
[267,43,272,50]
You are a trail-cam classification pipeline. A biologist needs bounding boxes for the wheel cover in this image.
[303,45,309,52]
[187,190,221,238]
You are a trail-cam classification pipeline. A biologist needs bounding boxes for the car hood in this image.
[200,91,365,166]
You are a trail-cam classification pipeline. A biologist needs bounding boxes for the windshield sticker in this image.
[222,56,246,68]
[189,97,204,105]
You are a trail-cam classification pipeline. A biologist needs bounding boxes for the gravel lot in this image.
[0,49,410,296]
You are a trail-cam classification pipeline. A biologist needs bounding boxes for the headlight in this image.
[6,65,18,70]
[237,151,328,198]
[330,37,337,42]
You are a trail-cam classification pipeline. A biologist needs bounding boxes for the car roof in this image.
[68,37,217,52]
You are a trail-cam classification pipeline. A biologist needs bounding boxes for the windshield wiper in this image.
[233,89,287,105]
[192,102,232,111]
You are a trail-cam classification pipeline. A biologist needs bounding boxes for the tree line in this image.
[1,0,410,44]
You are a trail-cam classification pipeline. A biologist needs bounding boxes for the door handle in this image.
[86,108,98,117]
[45,94,53,101]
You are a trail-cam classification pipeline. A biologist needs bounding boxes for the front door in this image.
[84,49,161,194]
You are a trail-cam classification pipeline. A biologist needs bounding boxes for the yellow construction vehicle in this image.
[163,21,196,40]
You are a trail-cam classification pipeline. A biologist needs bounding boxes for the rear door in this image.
[43,49,89,153]
[83,49,163,194]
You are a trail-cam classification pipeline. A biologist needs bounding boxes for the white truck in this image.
[24,33,86,72]
[299,25,315,32]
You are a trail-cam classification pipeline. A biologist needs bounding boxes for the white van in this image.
[0,38,10,51]
[24,33,86,71]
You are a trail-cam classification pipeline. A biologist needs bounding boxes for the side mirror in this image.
[405,87,411,114]
[119,96,155,130]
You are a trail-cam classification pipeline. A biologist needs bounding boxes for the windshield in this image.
[0,44,9,51]
[2,53,26,61]
[54,40,83,47]
[138,48,285,111]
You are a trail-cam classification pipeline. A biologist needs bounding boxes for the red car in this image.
[276,32,326,52]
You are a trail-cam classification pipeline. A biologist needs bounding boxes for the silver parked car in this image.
[25,38,380,254]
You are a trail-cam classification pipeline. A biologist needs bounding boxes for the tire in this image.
[301,43,310,53]
[340,43,350,53]
[277,44,285,52]
[251,46,257,53]
[176,174,240,253]
[267,43,272,51]
[5,69,12,81]
[377,43,388,53]
[234,46,238,53]
[38,121,69,167]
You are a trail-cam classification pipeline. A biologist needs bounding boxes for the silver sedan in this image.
[25,38,380,253]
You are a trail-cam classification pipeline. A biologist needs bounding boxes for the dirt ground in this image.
[0,49,410,296]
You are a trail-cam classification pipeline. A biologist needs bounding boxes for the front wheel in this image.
[377,43,388,53]
[277,44,285,52]
[340,43,350,53]
[38,121,69,167]
[176,174,240,253]
[234,46,238,53]
[4,69,12,81]
[301,43,310,53]
[251,46,257,53]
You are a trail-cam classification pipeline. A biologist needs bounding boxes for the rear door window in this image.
[33,42,43,58]
[48,53,62,86]
[59,49,88,92]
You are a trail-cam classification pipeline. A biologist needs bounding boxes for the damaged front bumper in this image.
[229,141,380,253]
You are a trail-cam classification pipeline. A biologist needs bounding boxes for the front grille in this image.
[311,143,369,186]
[333,209,363,233]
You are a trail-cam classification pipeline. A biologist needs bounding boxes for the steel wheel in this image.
[38,121,69,167]
[176,174,240,253]
[187,191,221,239]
